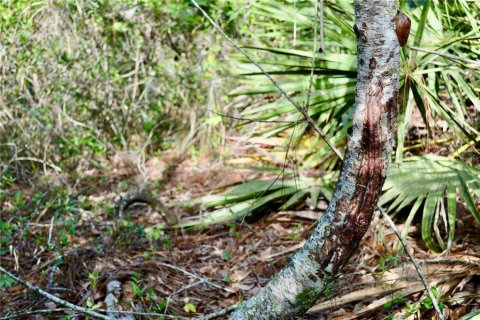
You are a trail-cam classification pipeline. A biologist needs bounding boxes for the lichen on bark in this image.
[230,1,400,319]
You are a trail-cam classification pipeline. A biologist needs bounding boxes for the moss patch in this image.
[294,287,318,309]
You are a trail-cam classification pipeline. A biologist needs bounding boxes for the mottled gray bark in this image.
[230,0,400,319]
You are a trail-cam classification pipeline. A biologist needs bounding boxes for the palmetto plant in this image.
[186,0,479,252]
[382,155,480,251]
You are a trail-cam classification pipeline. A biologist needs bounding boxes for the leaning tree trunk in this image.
[230,0,400,319]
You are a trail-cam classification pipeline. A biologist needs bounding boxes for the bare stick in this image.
[293,0,297,47]
[378,207,444,320]
[421,257,480,267]
[0,266,110,320]
[47,216,54,245]
[0,309,80,320]
[10,157,62,173]
[319,0,325,52]
[410,45,480,66]
[0,305,238,320]
[196,303,238,320]
[305,0,319,111]
[214,111,301,124]
[156,261,230,292]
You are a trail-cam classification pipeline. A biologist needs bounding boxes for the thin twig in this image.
[156,261,230,292]
[47,216,54,246]
[421,257,480,267]
[410,45,480,66]
[305,0,319,111]
[378,207,445,320]
[0,266,110,320]
[319,0,325,53]
[214,111,301,124]
[10,157,62,173]
[0,309,80,320]
[191,2,445,319]
[170,280,204,296]
[293,0,297,47]
[48,265,58,290]
[190,0,343,160]
[195,303,239,320]
[0,306,238,320]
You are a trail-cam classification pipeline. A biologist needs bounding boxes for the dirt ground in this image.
[1,154,479,319]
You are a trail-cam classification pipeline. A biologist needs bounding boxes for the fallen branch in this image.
[0,266,109,320]
[0,266,237,320]
[0,304,238,320]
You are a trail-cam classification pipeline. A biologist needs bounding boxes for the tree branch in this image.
[191,1,444,319]
[0,266,110,320]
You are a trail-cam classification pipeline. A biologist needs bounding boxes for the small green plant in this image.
[121,220,134,228]
[131,281,143,298]
[52,194,79,216]
[86,298,100,309]
[0,170,15,189]
[57,229,69,247]
[112,219,146,246]
[130,272,145,298]
[144,224,165,241]
[322,282,333,299]
[404,301,421,317]
[183,297,197,313]
[153,298,168,312]
[0,274,16,288]
[146,288,156,300]
[144,224,172,247]
[376,255,399,275]
[392,287,445,318]
[222,250,232,261]
[13,191,26,210]
[34,234,46,246]
[31,191,46,215]
[385,313,403,320]
[40,268,49,279]
[63,217,78,235]
[420,287,445,312]
[0,219,14,255]
[226,223,241,238]
[384,293,406,308]
[88,271,101,290]
[287,223,303,242]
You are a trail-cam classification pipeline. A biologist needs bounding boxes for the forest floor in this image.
[1,145,480,320]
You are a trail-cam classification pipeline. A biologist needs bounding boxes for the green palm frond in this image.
[230,0,479,163]
[178,171,337,229]
[181,155,478,251]
[381,155,480,252]
[175,1,480,248]
[218,0,480,250]
[228,0,357,164]
[396,0,480,161]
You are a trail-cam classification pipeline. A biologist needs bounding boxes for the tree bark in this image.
[230,0,400,319]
